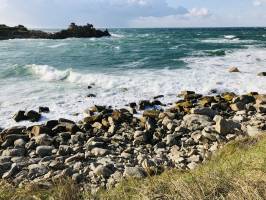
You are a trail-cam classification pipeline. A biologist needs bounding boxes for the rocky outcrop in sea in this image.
[0,23,111,40]
[0,91,265,192]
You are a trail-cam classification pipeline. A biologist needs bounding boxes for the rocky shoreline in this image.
[0,23,110,40]
[0,91,265,193]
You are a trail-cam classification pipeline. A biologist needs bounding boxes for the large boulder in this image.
[123,167,147,179]
[0,126,26,141]
[25,110,41,122]
[191,107,217,118]
[214,116,241,135]
[30,125,51,138]
[257,72,266,76]
[36,146,53,157]
[228,67,240,73]
[13,111,28,122]
[183,114,212,130]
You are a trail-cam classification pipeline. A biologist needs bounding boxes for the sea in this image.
[1,28,266,128]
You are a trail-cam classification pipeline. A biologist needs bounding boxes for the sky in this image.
[0,0,266,28]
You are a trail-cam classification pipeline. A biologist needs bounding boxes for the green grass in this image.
[1,134,266,200]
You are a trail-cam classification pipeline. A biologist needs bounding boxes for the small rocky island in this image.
[0,23,111,40]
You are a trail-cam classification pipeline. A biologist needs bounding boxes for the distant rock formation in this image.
[0,23,111,40]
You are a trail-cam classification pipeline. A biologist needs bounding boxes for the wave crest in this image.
[27,64,71,81]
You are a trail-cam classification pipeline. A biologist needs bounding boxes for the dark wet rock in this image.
[45,120,59,129]
[39,107,50,113]
[129,102,137,108]
[90,105,108,113]
[154,95,164,99]
[233,95,255,105]
[58,118,75,124]
[257,72,266,76]
[152,100,163,106]
[13,111,28,122]
[87,94,96,98]
[0,23,110,40]
[25,110,41,122]
[139,100,154,110]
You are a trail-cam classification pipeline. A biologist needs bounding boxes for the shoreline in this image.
[0,91,265,191]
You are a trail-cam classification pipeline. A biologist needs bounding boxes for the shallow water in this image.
[1,28,266,128]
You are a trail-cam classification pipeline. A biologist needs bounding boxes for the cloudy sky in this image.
[0,0,266,28]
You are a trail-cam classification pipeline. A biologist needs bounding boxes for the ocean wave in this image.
[26,64,128,89]
[201,38,240,44]
[111,33,125,38]
[47,43,68,48]
[27,64,71,81]
[224,35,237,39]
[204,50,226,56]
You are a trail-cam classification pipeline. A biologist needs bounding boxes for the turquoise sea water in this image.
[1,28,266,127]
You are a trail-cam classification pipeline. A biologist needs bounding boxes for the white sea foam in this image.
[111,33,125,38]
[28,64,71,81]
[202,38,242,44]
[47,43,68,48]
[224,35,237,39]
[1,46,266,128]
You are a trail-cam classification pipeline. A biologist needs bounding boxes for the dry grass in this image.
[0,134,266,200]
[89,134,266,200]
[0,178,81,200]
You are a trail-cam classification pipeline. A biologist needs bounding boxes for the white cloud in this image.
[187,8,210,17]
[0,0,265,28]
[129,7,211,27]
[253,0,266,6]
[127,0,149,6]
[0,0,187,27]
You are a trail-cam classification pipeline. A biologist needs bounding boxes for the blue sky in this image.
[0,0,266,28]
